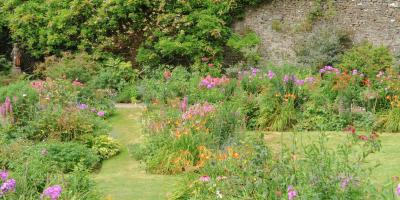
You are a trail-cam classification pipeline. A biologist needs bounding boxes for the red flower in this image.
[163,70,171,79]
[358,135,368,141]
[208,63,214,68]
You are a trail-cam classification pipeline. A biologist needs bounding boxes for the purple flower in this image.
[287,185,297,200]
[305,77,315,84]
[340,177,351,189]
[0,171,8,181]
[77,103,88,110]
[251,68,259,76]
[352,69,358,76]
[199,176,211,182]
[267,70,276,79]
[397,184,400,196]
[41,185,62,200]
[91,108,97,113]
[97,111,105,117]
[319,66,340,75]
[0,178,16,194]
[283,75,290,83]
[295,79,305,86]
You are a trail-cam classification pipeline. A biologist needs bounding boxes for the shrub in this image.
[294,24,352,68]
[83,135,121,160]
[18,142,100,173]
[34,52,99,82]
[338,42,394,78]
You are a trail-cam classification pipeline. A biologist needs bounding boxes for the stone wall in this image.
[233,0,400,65]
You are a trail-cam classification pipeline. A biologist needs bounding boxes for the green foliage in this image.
[379,107,400,132]
[338,42,394,78]
[35,52,99,82]
[84,135,121,160]
[173,132,383,199]
[294,24,352,68]
[226,31,261,64]
[2,0,262,70]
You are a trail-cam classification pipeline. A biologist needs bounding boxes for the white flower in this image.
[216,190,223,199]
[22,94,27,97]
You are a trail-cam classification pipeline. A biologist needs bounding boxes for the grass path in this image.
[94,105,180,200]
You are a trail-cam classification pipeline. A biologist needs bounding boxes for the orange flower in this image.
[197,146,206,151]
[232,152,240,159]
[218,153,227,161]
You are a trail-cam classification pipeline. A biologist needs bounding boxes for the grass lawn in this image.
[261,131,400,185]
[93,107,180,200]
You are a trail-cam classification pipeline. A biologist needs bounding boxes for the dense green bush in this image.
[338,42,394,78]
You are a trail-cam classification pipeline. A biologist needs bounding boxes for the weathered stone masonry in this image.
[233,0,400,65]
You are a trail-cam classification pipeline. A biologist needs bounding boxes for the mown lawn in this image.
[94,107,180,200]
[261,131,400,185]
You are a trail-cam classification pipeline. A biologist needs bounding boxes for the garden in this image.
[1,0,400,199]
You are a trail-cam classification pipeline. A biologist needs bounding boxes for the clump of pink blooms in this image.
[287,185,297,200]
[180,97,188,112]
[199,175,211,182]
[0,171,16,198]
[319,65,340,75]
[31,80,45,91]
[182,103,215,120]
[41,185,62,200]
[283,75,315,86]
[200,75,229,89]
[267,70,276,79]
[0,97,14,124]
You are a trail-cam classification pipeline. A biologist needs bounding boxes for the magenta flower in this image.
[97,111,105,117]
[396,184,400,196]
[351,69,358,75]
[267,70,276,79]
[0,171,8,181]
[199,176,211,182]
[287,186,297,200]
[283,75,290,83]
[295,79,305,86]
[0,179,16,195]
[251,68,259,76]
[319,66,340,75]
[41,185,62,200]
[77,103,88,110]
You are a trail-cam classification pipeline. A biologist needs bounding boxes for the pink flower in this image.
[200,75,229,89]
[267,70,276,79]
[208,63,214,67]
[72,80,84,87]
[31,80,45,91]
[97,111,105,117]
[396,184,400,196]
[180,97,188,112]
[41,185,62,200]
[0,171,8,181]
[163,70,171,79]
[287,186,297,200]
[199,176,210,182]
